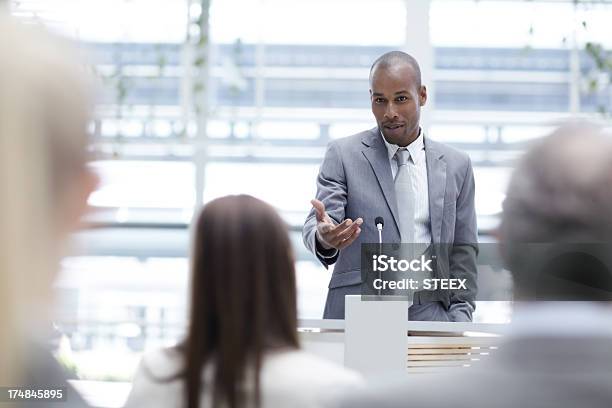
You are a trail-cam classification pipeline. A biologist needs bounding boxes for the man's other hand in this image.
[311,199,362,250]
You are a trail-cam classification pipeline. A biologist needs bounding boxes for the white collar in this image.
[380,127,424,164]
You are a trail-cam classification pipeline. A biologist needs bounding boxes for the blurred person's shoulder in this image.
[336,371,477,408]
[264,348,362,385]
[22,340,90,407]
[137,346,183,378]
[261,348,363,407]
[128,347,364,408]
[124,347,184,408]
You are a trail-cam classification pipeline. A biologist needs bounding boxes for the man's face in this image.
[370,63,427,146]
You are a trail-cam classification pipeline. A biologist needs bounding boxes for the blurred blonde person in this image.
[0,13,97,407]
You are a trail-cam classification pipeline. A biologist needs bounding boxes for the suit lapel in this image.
[425,137,446,243]
[361,128,401,234]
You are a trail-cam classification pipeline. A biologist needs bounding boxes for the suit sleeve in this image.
[302,141,347,267]
[449,156,479,309]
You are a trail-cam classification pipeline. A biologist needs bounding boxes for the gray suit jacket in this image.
[303,127,478,319]
[336,335,612,408]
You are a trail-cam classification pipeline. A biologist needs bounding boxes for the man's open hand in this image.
[311,199,362,250]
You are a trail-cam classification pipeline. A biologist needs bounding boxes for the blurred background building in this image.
[6,0,611,380]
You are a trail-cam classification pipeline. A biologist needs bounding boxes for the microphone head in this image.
[375,216,384,227]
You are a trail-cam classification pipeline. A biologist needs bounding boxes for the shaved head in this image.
[369,51,426,146]
[369,51,422,88]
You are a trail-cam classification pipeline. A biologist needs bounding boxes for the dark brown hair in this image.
[182,195,299,408]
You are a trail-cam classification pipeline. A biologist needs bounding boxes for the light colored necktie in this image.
[395,148,415,244]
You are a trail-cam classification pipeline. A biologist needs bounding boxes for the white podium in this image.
[343,296,506,375]
[344,295,409,374]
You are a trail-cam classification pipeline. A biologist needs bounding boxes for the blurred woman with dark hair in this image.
[125,195,361,408]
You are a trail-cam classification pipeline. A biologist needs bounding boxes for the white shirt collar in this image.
[380,127,424,164]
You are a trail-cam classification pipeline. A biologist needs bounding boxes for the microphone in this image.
[375,217,384,296]
[375,216,384,230]
[374,217,384,247]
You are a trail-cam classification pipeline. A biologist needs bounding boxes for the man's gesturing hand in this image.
[311,199,363,250]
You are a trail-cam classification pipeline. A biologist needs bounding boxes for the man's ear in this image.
[419,85,427,106]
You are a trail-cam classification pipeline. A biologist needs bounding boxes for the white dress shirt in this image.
[382,128,432,244]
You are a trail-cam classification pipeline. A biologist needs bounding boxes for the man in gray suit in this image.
[337,123,612,408]
[303,51,478,321]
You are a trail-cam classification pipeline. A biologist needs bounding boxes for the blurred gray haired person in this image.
[335,122,612,408]
[0,12,98,408]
